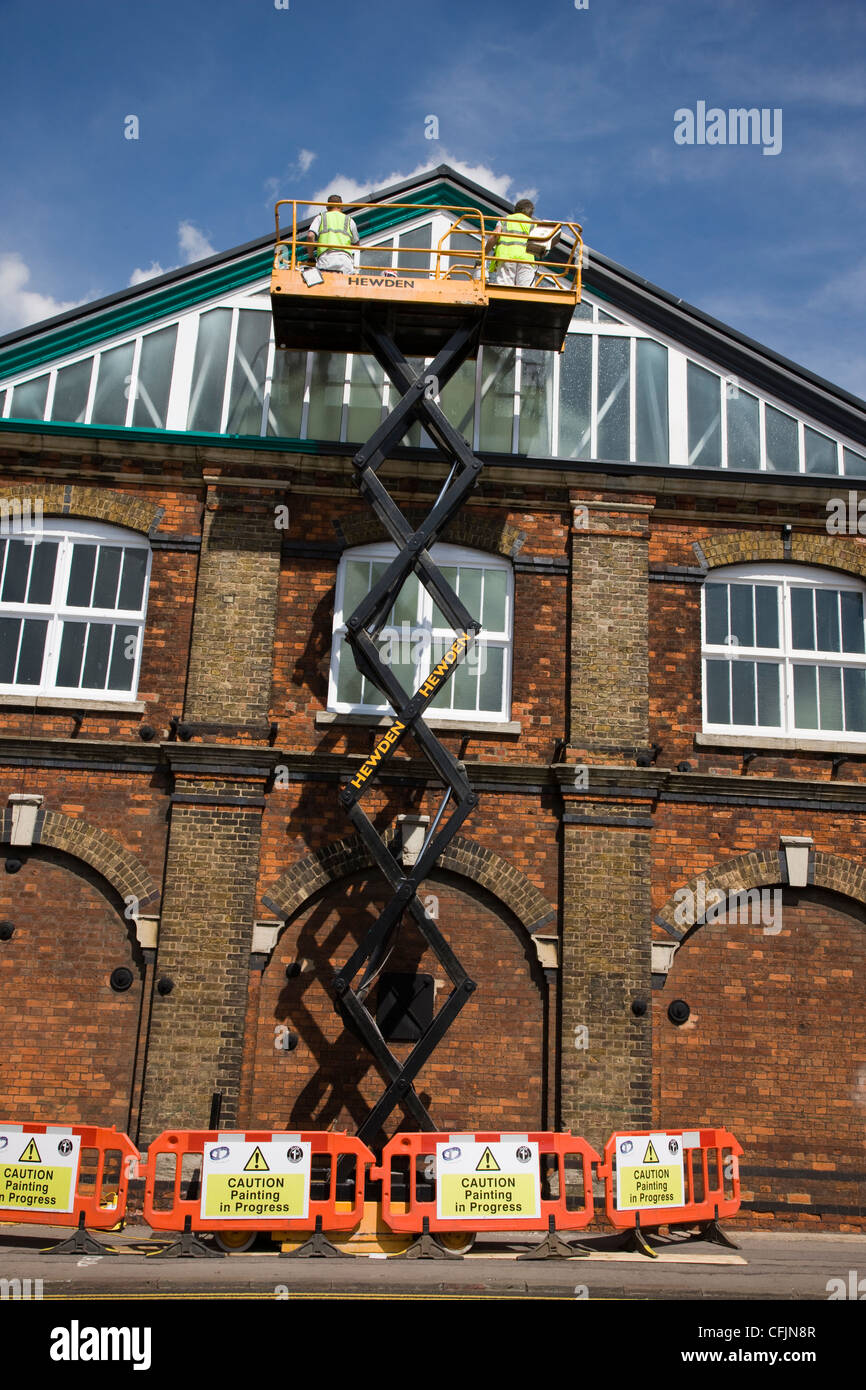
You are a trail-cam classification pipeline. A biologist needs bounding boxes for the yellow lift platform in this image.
[271,200,583,355]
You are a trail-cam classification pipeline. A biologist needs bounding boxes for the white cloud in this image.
[0,252,83,334]
[264,149,319,205]
[298,149,316,175]
[128,220,215,285]
[307,152,517,210]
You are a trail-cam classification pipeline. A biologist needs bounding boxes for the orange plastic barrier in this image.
[378,1131,600,1233]
[599,1127,743,1231]
[143,1129,375,1234]
[0,1121,138,1229]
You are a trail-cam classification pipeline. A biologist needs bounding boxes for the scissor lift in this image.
[272,200,582,1145]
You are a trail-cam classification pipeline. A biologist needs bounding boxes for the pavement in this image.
[0,1222,864,1301]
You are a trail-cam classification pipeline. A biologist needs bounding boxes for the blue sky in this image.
[1,0,864,397]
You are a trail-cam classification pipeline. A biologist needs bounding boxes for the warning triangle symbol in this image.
[244,1145,269,1172]
[476,1146,500,1172]
[19,1138,42,1163]
[642,1140,660,1164]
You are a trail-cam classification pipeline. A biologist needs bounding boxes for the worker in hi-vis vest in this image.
[485,199,543,287]
[304,193,360,274]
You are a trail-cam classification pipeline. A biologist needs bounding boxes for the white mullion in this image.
[166,314,198,431]
[84,354,99,424]
[759,399,768,473]
[300,352,313,438]
[340,355,352,443]
[668,349,688,466]
[720,372,729,469]
[590,332,599,457]
[512,351,522,454]
[219,309,240,434]
[124,336,143,428]
[797,418,806,475]
[472,352,481,453]
[260,329,276,437]
[551,349,561,458]
[629,336,637,462]
[44,369,58,422]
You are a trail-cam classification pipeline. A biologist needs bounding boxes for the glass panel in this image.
[458,567,483,627]
[479,347,516,452]
[342,559,370,621]
[431,565,458,629]
[358,239,393,271]
[444,228,482,277]
[335,640,363,704]
[518,349,554,455]
[108,624,137,691]
[819,666,843,729]
[16,618,48,684]
[844,448,866,477]
[793,665,818,727]
[225,310,270,436]
[92,547,123,609]
[815,588,840,651]
[704,584,728,645]
[306,352,346,441]
[132,325,177,429]
[452,652,478,710]
[346,355,384,442]
[597,308,621,323]
[56,622,87,686]
[392,573,420,629]
[571,302,593,322]
[729,585,754,646]
[756,663,780,725]
[439,359,475,444]
[478,644,504,712]
[804,425,838,476]
[635,340,668,465]
[483,568,507,632]
[187,307,232,431]
[117,549,148,611]
[91,343,135,426]
[52,359,92,423]
[67,544,97,607]
[731,660,755,724]
[705,659,730,723]
[0,617,20,682]
[27,542,58,605]
[840,591,865,653]
[754,586,779,648]
[557,334,591,458]
[790,588,815,649]
[1,540,31,602]
[726,388,760,471]
[596,337,630,461]
[765,404,799,472]
[267,350,306,437]
[10,374,49,421]
[687,362,721,467]
[82,624,111,688]
[397,223,432,275]
[843,667,866,731]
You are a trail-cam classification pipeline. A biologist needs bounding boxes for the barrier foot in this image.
[698,1209,740,1250]
[402,1217,462,1260]
[47,1212,116,1256]
[281,1215,350,1259]
[518,1216,588,1260]
[612,1212,659,1259]
[149,1215,223,1258]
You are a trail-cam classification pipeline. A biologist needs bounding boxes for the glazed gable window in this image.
[329,543,512,722]
[702,564,866,738]
[0,519,151,699]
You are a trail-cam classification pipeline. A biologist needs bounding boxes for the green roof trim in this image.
[0,180,499,384]
[0,415,321,453]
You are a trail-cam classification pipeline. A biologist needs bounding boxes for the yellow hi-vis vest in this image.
[317,208,353,255]
[490,214,535,273]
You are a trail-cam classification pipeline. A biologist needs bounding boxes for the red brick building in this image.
[0,167,863,1228]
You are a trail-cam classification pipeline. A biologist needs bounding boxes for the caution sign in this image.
[200,1138,311,1221]
[436,1138,540,1221]
[615,1132,684,1210]
[0,1128,80,1214]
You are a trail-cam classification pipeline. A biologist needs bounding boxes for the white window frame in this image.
[0,518,151,700]
[328,541,513,722]
[702,562,866,741]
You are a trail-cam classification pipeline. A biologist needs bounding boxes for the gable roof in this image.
[1,162,863,448]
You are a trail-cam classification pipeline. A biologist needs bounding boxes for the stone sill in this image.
[315,712,521,735]
[0,695,147,714]
[695,732,866,756]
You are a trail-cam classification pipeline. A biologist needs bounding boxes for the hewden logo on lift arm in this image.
[347,276,414,289]
[349,632,472,791]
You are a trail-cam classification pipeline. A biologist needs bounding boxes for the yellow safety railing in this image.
[273,200,583,296]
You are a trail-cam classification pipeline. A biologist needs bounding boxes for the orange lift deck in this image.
[270,200,583,356]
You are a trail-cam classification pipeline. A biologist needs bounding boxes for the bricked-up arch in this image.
[0,482,164,536]
[334,512,526,559]
[694,530,866,581]
[656,847,866,940]
[262,833,555,936]
[0,807,160,909]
